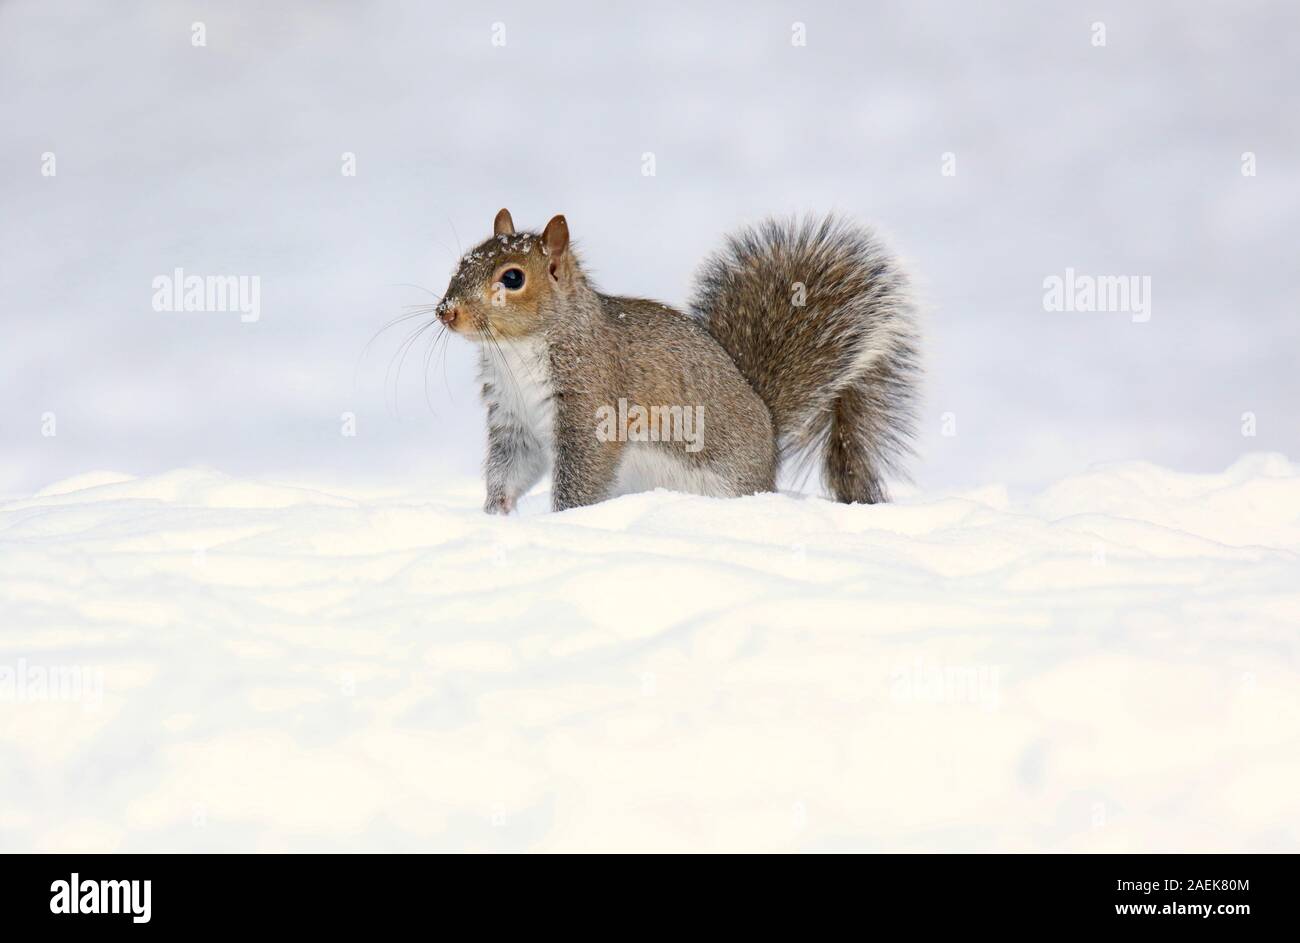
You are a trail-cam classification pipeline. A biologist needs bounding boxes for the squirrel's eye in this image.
[499,268,525,291]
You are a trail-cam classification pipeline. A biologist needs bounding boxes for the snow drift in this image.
[1,456,1298,851]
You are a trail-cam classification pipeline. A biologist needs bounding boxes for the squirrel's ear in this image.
[493,208,515,237]
[542,214,569,259]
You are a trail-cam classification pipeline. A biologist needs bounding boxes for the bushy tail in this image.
[690,215,920,503]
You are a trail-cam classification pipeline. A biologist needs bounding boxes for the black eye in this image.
[499,268,525,291]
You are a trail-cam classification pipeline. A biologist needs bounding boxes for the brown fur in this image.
[437,210,919,512]
[691,215,920,501]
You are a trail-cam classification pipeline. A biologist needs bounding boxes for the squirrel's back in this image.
[690,215,920,503]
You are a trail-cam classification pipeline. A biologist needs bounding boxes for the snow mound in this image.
[1,456,1298,851]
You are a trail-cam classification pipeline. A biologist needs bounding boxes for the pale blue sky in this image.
[2,0,1296,496]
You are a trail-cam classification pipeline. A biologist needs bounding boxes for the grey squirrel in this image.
[434,209,920,513]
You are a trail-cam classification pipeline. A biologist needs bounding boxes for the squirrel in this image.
[434,208,920,514]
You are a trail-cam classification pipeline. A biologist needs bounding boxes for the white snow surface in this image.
[2,455,1299,852]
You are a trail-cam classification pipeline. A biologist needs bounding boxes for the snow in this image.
[2,1,1296,856]
[3,456,1298,851]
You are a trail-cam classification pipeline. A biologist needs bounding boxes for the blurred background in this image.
[2,0,1297,497]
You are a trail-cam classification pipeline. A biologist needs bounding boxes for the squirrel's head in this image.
[436,209,581,340]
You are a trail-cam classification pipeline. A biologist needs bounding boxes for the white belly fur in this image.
[482,340,729,501]
[480,336,554,448]
[613,443,730,498]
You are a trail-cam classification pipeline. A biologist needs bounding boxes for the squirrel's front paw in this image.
[484,493,516,515]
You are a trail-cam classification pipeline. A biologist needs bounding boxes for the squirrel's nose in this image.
[439,306,460,326]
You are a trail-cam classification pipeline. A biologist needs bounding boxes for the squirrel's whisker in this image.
[385,317,440,417]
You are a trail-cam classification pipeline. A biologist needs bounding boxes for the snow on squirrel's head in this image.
[435,209,583,341]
